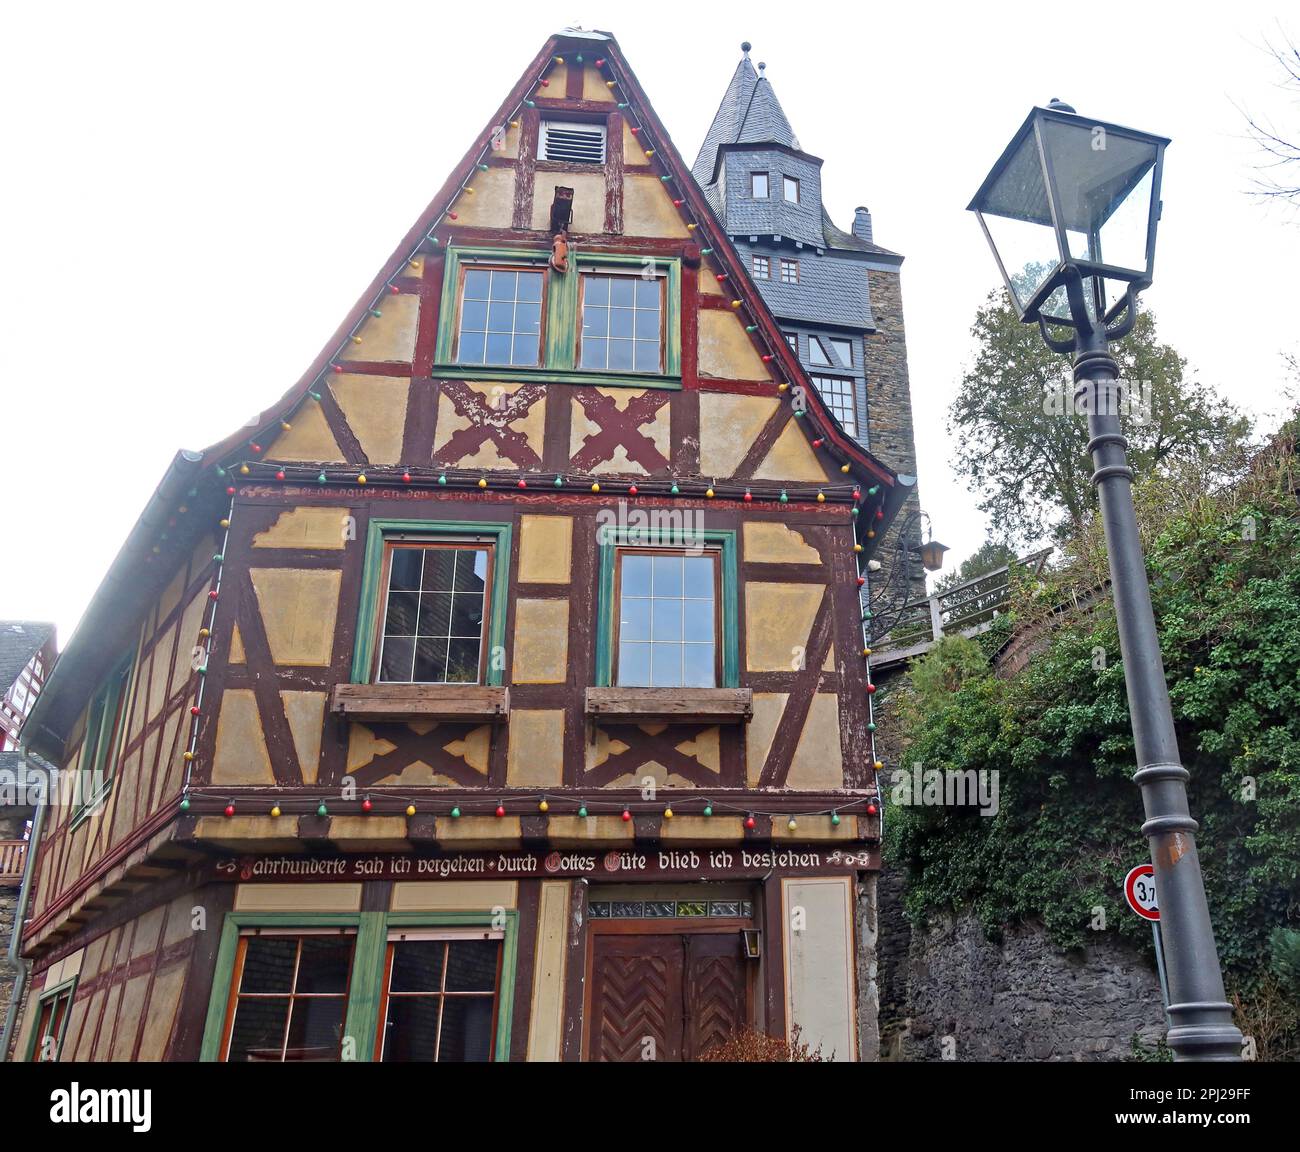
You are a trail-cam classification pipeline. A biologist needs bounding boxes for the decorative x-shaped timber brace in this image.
[582,722,727,789]
[433,380,546,469]
[346,721,492,789]
[568,388,671,473]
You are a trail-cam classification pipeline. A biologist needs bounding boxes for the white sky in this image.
[3,1,1298,646]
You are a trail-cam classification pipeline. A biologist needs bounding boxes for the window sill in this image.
[430,365,681,391]
[330,684,510,724]
[584,687,753,725]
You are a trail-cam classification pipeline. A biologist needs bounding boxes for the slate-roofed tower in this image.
[693,43,919,487]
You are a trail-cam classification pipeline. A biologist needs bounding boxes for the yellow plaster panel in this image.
[772,814,858,842]
[513,600,569,683]
[250,567,341,666]
[282,690,325,785]
[754,420,834,483]
[390,880,518,912]
[13,989,39,1064]
[446,165,516,229]
[546,815,635,846]
[192,815,301,848]
[622,118,649,166]
[130,904,165,959]
[570,388,670,475]
[146,632,175,724]
[698,308,771,380]
[235,883,364,913]
[745,583,824,672]
[111,973,150,1060]
[544,60,569,94]
[328,816,408,845]
[168,586,209,699]
[93,984,122,1060]
[532,170,606,233]
[340,292,419,363]
[698,392,776,486]
[347,723,397,772]
[674,727,720,772]
[743,521,822,565]
[157,566,186,631]
[747,693,788,787]
[698,264,724,296]
[330,374,408,465]
[582,66,616,102]
[253,506,351,550]
[266,399,345,463]
[211,689,275,785]
[518,514,572,583]
[623,173,690,239]
[229,623,245,664]
[164,895,196,948]
[527,880,570,1061]
[787,693,844,789]
[660,815,746,842]
[433,380,546,468]
[437,815,521,847]
[506,709,565,786]
[492,119,521,160]
[137,963,186,1060]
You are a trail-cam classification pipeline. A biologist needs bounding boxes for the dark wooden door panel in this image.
[685,933,747,1060]
[588,935,684,1062]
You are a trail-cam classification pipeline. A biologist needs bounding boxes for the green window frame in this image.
[72,653,133,825]
[434,245,682,389]
[352,519,512,686]
[25,976,77,1062]
[594,525,738,688]
[199,910,519,1062]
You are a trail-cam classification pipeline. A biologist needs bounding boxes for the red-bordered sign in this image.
[1124,863,1160,921]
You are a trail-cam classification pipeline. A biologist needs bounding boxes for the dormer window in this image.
[750,172,769,199]
[540,119,606,164]
[783,176,800,203]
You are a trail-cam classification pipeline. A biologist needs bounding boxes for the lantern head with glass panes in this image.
[968,101,1168,338]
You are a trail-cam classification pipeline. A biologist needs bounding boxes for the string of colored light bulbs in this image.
[179,491,235,797]
[178,790,881,832]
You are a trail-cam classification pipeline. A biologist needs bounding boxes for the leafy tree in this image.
[886,421,1300,1053]
[935,540,1018,594]
[947,290,1247,546]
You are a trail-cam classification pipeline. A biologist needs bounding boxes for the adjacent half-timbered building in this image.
[12,28,913,1063]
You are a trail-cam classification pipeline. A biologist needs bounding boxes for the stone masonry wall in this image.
[891,904,1166,1061]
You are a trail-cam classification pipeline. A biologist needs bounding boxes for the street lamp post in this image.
[968,102,1243,1061]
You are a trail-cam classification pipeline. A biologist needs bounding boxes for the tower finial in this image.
[758,61,766,74]
[741,41,751,56]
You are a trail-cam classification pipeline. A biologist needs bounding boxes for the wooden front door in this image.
[586,928,749,1061]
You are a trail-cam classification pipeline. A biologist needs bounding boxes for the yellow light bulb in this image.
[406,804,416,817]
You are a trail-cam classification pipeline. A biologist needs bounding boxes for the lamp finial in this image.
[1047,97,1077,113]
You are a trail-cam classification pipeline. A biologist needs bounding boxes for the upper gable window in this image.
[456,266,545,368]
[811,374,858,437]
[751,172,769,199]
[830,337,854,367]
[752,255,771,280]
[579,272,664,374]
[779,259,799,284]
[809,336,833,367]
[783,176,800,203]
[74,655,132,820]
[540,119,606,164]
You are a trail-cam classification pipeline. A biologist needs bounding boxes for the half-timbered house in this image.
[12,28,912,1063]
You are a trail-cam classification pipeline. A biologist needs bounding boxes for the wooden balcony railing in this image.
[0,839,28,882]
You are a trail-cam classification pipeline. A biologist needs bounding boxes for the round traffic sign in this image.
[1124,864,1159,921]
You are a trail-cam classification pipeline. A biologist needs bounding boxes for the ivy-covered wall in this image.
[882,426,1300,1060]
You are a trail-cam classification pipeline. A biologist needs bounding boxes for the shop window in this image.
[377,932,504,1062]
[222,931,355,1062]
